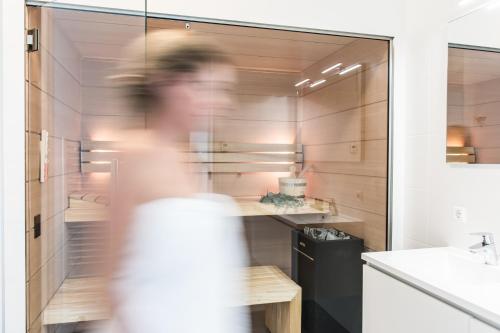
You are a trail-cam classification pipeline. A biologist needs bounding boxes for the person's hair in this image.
[113,30,231,112]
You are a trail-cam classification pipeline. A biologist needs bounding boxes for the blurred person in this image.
[95,31,250,333]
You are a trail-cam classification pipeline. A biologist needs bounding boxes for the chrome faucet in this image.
[469,232,498,266]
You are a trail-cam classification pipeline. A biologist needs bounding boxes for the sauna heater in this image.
[292,229,364,333]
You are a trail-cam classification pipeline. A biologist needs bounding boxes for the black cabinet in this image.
[291,230,363,333]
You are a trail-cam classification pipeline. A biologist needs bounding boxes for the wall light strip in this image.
[321,63,342,74]
[309,79,326,88]
[294,78,310,87]
[339,64,362,75]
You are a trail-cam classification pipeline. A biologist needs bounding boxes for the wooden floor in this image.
[43,266,300,328]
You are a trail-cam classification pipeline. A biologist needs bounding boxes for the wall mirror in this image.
[447,45,500,163]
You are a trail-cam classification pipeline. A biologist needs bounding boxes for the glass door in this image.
[25,4,146,332]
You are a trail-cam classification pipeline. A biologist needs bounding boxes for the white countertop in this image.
[362,247,500,329]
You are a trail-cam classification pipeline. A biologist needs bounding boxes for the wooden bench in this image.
[241,265,302,333]
[43,266,301,333]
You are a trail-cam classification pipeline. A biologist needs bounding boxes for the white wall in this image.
[401,1,500,250]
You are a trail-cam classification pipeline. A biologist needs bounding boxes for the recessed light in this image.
[294,79,310,87]
[309,79,326,88]
[321,63,342,74]
[339,64,362,75]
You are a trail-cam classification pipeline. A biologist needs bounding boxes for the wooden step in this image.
[65,208,108,223]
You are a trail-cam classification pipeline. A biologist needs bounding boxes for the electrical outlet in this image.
[453,206,467,223]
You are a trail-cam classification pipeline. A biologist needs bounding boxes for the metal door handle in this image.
[293,247,315,261]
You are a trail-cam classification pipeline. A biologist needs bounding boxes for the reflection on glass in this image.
[448,46,500,163]
[25,5,390,332]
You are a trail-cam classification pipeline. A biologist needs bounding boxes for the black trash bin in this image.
[291,229,364,333]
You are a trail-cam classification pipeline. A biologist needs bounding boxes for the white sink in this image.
[393,248,500,285]
[363,247,500,327]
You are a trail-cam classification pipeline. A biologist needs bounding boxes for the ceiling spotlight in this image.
[339,64,362,75]
[294,78,310,87]
[309,79,326,88]
[321,63,342,74]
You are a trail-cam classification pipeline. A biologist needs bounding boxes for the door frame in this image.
[0,1,27,333]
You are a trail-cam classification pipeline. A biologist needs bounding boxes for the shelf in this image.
[235,197,331,217]
[42,277,109,325]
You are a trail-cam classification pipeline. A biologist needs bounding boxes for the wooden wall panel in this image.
[82,87,126,116]
[304,142,362,163]
[306,172,387,216]
[299,39,388,251]
[27,132,41,181]
[64,140,81,175]
[233,95,298,122]
[235,71,299,96]
[301,38,387,87]
[333,204,386,251]
[26,181,41,231]
[309,140,388,178]
[464,77,500,105]
[458,103,499,127]
[81,58,119,87]
[81,58,145,145]
[363,101,389,140]
[212,118,297,144]
[81,114,145,141]
[40,92,81,141]
[28,269,42,327]
[26,7,83,331]
[48,137,63,178]
[28,84,42,133]
[244,216,293,277]
[300,62,387,121]
[213,172,289,197]
[449,76,500,163]
[301,108,362,145]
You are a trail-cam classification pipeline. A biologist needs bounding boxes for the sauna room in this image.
[25,5,389,333]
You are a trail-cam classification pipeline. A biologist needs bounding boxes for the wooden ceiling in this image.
[51,8,355,73]
[48,8,392,96]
